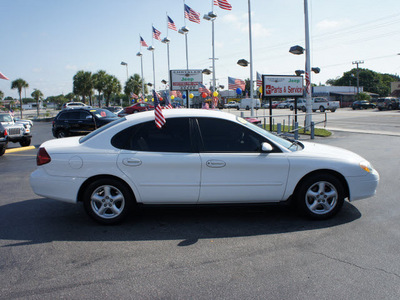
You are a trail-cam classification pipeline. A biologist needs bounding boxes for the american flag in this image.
[0,71,9,80]
[198,83,210,95]
[153,90,166,128]
[228,77,245,90]
[140,36,148,47]
[131,92,138,99]
[152,26,161,41]
[167,16,177,31]
[164,91,173,109]
[256,72,262,87]
[184,4,201,24]
[214,0,232,11]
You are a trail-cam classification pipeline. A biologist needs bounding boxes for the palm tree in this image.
[31,89,44,118]
[103,75,122,107]
[93,70,108,107]
[124,73,146,99]
[73,71,93,105]
[11,78,29,118]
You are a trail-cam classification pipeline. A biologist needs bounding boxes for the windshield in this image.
[90,108,118,119]
[80,117,126,143]
[0,114,13,122]
[238,117,301,151]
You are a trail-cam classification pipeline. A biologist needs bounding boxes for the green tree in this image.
[73,71,93,105]
[103,75,122,106]
[11,78,29,118]
[326,68,400,97]
[65,92,76,102]
[31,89,44,118]
[124,73,146,98]
[93,70,109,107]
[0,90,4,101]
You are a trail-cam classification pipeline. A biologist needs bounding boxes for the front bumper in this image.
[347,170,380,201]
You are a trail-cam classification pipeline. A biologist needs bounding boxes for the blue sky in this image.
[1,0,399,99]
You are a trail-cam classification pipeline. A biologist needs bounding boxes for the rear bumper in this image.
[30,168,86,204]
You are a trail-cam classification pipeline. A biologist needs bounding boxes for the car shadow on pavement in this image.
[0,198,361,247]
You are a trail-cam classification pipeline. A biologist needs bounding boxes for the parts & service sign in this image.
[170,69,203,91]
[262,75,303,97]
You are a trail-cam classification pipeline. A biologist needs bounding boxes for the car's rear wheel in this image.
[0,146,6,156]
[57,130,68,138]
[296,173,344,220]
[319,106,325,112]
[83,178,133,224]
[302,106,306,112]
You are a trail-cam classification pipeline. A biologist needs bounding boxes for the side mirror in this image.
[261,142,273,152]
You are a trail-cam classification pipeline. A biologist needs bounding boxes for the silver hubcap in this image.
[305,181,337,215]
[90,185,125,219]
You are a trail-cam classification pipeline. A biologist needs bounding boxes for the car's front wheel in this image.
[19,137,31,147]
[0,146,6,156]
[83,178,133,224]
[296,173,344,220]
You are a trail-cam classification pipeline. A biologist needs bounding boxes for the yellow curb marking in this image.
[5,146,36,154]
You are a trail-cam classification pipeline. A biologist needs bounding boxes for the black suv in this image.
[0,123,8,156]
[377,97,399,111]
[52,108,119,138]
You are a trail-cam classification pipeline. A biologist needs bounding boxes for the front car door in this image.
[196,117,290,204]
[115,118,201,204]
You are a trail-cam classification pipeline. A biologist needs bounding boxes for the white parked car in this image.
[30,109,379,224]
[62,102,91,110]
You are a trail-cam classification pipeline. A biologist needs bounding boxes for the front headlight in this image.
[359,161,373,173]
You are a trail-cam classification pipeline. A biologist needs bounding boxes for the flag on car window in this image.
[184,4,201,24]
[153,90,166,128]
[214,0,232,11]
[164,91,173,109]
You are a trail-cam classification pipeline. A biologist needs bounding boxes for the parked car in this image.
[376,97,399,111]
[62,102,91,110]
[311,97,339,112]
[52,108,119,138]
[224,101,238,109]
[0,123,8,156]
[31,109,379,224]
[119,103,154,116]
[102,106,123,113]
[289,99,307,111]
[352,100,376,110]
[237,98,261,110]
[277,99,294,109]
[0,112,32,147]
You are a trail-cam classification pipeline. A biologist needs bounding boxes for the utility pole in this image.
[352,60,364,99]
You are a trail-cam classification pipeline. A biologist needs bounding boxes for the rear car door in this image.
[115,118,201,204]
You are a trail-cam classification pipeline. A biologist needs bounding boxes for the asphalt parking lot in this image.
[1,109,399,299]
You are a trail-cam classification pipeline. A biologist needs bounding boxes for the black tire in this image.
[19,138,31,147]
[330,109,336,112]
[301,106,306,112]
[57,130,68,138]
[289,106,294,111]
[83,178,133,224]
[246,106,250,110]
[0,146,6,156]
[296,173,344,220]
[312,109,317,112]
[319,106,325,112]
[388,104,393,110]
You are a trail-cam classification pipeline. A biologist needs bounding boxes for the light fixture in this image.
[161,79,167,84]
[136,52,143,57]
[237,59,249,67]
[295,70,305,76]
[120,61,127,66]
[219,85,224,89]
[147,46,155,51]
[312,67,320,74]
[147,83,153,87]
[161,37,170,44]
[289,45,305,55]
[202,69,212,75]
[178,26,189,34]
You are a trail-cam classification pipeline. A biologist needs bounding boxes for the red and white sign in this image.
[262,75,303,97]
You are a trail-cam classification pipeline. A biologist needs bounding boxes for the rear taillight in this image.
[4,129,7,137]
[37,147,51,166]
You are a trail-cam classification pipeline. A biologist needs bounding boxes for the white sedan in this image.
[30,109,379,224]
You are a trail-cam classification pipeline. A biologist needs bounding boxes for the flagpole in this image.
[248,0,255,117]
[163,13,171,104]
[149,25,156,89]
[137,35,145,101]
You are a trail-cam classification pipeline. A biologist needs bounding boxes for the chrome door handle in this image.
[122,158,142,166]
[206,160,226,168]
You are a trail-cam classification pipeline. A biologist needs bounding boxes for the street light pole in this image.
[120,62,129,81]
[136,52,145,99]
[304,0,312,128]
[247,0,255,117]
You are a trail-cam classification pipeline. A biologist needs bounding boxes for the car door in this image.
[115,118,201,204]
[78,110,96,134]
[196,118,290,203]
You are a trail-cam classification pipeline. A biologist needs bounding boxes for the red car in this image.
[118,103,154,117]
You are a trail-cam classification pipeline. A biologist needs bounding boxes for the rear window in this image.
[90,109,117,119]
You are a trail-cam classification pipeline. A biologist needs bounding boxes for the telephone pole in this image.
[352,60,364,99]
